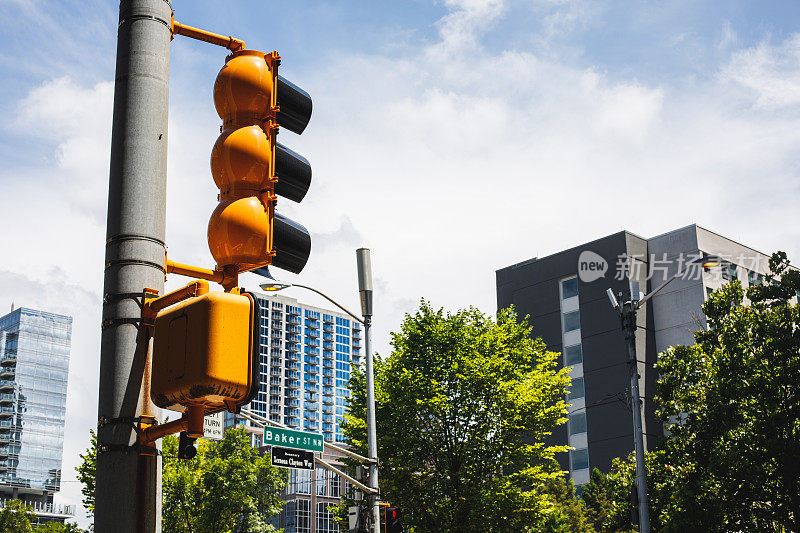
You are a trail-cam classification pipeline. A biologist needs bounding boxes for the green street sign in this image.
[263,426,324,452]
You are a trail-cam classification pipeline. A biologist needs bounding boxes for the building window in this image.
[296,498,311,533]
[568,377,585,401]
[317,502,338,533]
[569,412,587,435]
[561,276,578,300]
[564,344,583,366]
[316,467,327,496]
[730,264,739,281]
[706,287,713,300]
[330,473,340,498]
[563,310,580,333]
[571,448,589,471]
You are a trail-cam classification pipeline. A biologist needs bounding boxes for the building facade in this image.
[230,292,362,533]
[0,307,74,523]
[496,224,773,485]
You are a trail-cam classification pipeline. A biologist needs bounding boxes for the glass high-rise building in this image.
[229,292,362,533]
[0,307,74,522]
[247,292,362,443]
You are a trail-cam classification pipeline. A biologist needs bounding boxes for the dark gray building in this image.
[496,224,772,485]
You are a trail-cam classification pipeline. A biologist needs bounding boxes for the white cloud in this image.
[3,2,800,528]
[720,34,800,109]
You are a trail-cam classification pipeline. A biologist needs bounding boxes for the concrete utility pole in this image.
[356,248,380,533]
[96,0,171,530]
[621,298,651,533]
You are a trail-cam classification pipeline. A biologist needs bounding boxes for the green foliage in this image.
[603,252,800,531]
[539,477,594,532]
[162,426,287,533]
[75,430,96,517]
[33,522,86,532]
[0,499,35,532]
[0,500,86,532]
[76,426,287,532]
[580,469,624,532]
[342,301,571,532]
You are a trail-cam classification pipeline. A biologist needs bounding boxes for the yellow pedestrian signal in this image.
[149,284,260,413]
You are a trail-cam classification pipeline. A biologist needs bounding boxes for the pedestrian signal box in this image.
[151,290,260,413]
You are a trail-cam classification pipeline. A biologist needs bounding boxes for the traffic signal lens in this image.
[214,50,275,126]
[210,125,271,193]
[208,196,271,268]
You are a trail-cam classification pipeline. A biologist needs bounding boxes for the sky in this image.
[1,0,800,526]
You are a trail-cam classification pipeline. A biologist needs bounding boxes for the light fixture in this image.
[253,267,292,292]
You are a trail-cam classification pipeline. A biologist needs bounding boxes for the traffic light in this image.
[177,431,197,460]
[150,286,260,414]
[385,507,402,533]
[208,49,313,275]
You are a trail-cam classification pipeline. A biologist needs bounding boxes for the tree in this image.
[539,477,594,533]
[342,302,572,532]
[33,523,86,532]
[0,499,35,533]
[162,426,287,533]
[0,500,86,533]
[605,252,800,531]
[580,468,624,532]
[75,430,96,518]
[77,425,287,532]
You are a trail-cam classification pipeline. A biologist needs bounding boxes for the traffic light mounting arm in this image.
[165,256,240,292]
[138,404,205,446]
[171,18,246,52]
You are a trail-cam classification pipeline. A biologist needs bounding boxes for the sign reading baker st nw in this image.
[263,426,324,452]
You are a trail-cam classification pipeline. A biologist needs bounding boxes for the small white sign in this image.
[203,412,225,440]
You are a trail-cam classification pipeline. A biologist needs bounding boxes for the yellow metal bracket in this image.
[142,280,209,326]
[170,14,246,52]
[138,404,206,448]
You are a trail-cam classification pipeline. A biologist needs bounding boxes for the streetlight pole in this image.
[257,248,380,533]
[356,249,380,533]
[620,295,650,533]
[607,254,720,533]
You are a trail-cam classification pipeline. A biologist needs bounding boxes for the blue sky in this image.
[2,0,800,526]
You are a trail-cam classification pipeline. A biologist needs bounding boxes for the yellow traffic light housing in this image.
[148,284,260,414]
[207,49,313,277]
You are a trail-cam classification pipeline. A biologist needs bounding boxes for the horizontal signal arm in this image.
[172,20,245,51]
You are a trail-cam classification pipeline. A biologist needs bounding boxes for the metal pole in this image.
[623,303,651,533]
[96,0,171,531]
[356,248,380,533]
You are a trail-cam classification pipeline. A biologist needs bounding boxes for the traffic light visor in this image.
[275,143,311,202]
[272,213,311,274]
[276,75,312,134]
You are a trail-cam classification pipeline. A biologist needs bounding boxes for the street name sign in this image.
[203,412,225,440]
[263,426,324,452]
[271,446,315,470]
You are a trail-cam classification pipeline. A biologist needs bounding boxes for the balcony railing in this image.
[0,499,75,518]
